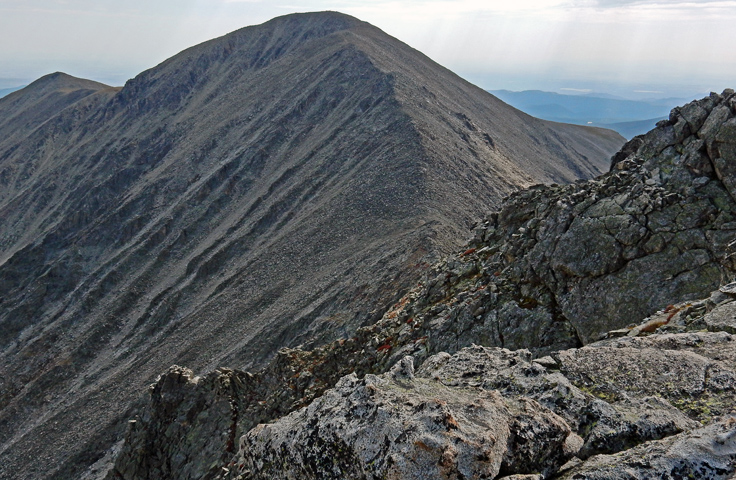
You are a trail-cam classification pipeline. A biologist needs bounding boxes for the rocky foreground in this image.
[107,91,736,479]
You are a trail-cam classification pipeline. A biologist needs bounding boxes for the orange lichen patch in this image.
[444,412,459,430]
[666,303,690,321]
[635,303,691,335]
[386,296,411,319]
[639,320,668,333]
[439,445,458,468]
[414,440,433,452]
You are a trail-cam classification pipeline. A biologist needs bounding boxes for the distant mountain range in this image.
[0,86,25,98]
[489,89,703,139]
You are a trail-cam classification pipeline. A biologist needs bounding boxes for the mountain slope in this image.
[0,12,623,480]
[0,85,27,99]
[108,90,736,480]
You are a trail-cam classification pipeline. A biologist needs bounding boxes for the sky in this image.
[1,0,735,99]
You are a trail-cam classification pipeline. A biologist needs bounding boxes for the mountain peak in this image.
[24,71,109,93]
[0,71,112,141]
[254,10,364,30]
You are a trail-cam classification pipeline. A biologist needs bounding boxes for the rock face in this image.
[107,90,736,480]
[0,12,624,480]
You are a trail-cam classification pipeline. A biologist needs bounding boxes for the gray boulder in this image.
[230,330,736,479]
[557,418,736,480]
[234,355,578,480]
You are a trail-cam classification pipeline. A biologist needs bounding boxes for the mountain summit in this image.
[0,12,623,479]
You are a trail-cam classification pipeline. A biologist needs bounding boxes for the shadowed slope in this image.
[0,12,623,480]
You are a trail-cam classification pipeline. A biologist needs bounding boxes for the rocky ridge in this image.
[106,91,736,479]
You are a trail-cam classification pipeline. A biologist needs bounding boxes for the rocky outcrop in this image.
[556,419,736,479]
[393,88,736,355]
[111,295,736,479]
[225,291,736,479]
[236,355,577,480]
[107,90,736,479]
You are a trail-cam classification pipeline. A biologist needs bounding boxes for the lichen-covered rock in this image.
[231,333,736,480]
[556,417,736,480]
[704,300,736,334]
[558,336,736,424]
[417,345,703,460]
[234,356,576,480]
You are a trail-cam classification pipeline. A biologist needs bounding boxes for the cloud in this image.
[318,0,572,18]
[585,0,734,5]
[572,0,736,14]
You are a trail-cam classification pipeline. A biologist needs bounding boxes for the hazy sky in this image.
[1,0,735,98]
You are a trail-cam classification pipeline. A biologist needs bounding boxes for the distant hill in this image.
[0,12,624,480]
[0,85,25,98]
[489,89,699,138]
[599,117,664,140]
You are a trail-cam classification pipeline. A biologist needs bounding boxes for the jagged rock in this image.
[110,287,736,480]
[381,89,736,355]
[111,366,243,480]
